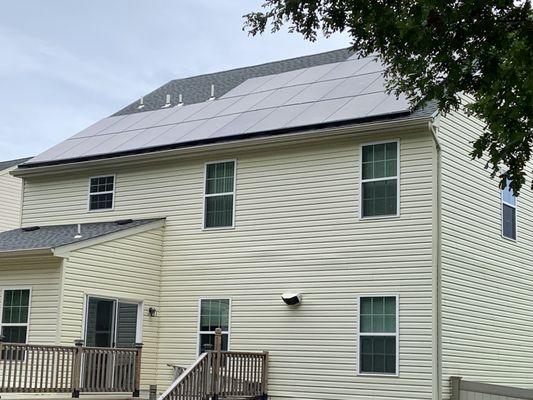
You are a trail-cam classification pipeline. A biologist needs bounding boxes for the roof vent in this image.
[161,94,172,108]
[74,224,82,239]
[21,226,40,232]
[137,97,145,109]
[115,219,133,226]
[209,84,215,101]
[177,93,184,107]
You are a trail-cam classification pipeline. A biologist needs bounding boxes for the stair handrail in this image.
[158,352,210,400]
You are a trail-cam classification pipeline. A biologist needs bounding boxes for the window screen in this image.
[204,161,235,228]
[359,296,398,374]
[361,142,398,218]
[89,176,115,211]
[198,299,230,354]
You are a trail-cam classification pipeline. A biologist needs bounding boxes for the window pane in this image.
[90,176,114,194]
[200,299,230,332]
[362,180,397,217]
[360,296,396,333]
[2,326,27,343]
[502,204,516,239]
[206,162,235,195]
[2,290,30,324]
[360,336,396,374]
[90,193,114,210]
[362,142,397,180]
[501,183,516,206]
[205,195,234,228]
[199,333,228,354]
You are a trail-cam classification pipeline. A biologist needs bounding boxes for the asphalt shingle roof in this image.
[114,48,354,115]
[22,48,437,169]
[0,157,32,171]
[0,219,162,253]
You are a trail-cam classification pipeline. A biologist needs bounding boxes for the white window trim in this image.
[359,139,400,220]
[202,160,237,230]
[197,297,232,354]
[82,294,144,346]
[0,287,33,346]
[501,186,518,241]
[87,174,116,213]
[356,294,400,377]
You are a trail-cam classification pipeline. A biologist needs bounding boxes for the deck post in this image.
[212,328,222,400]
[133,342,143,398]
[71,339,84,398]
[450,376,462,400]
[261,351,269,400]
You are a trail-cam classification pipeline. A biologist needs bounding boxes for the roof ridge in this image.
[167,47,352,83]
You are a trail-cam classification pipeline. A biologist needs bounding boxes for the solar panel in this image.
[284,79,344,105]
[251,85,307,110]
[284,98,352,128]
[289,63,339,86]
[246,103,311,133]
[26,53,417,165]
[325,92,390,123]
[251,69,306,93]
[71,115,127,139]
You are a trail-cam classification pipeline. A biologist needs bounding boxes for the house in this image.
[0,158,31,233]
[0,48,532,400]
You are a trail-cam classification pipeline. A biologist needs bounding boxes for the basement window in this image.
[361,141,399,218]
[501,181,517,240]
[204,161,235,229]
[88,175,115,211]
[358,295,398,375]
[1,289,31,360]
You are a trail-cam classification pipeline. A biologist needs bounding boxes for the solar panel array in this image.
[27,55,410,165]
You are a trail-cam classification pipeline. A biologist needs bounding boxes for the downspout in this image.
[429,120,442,400]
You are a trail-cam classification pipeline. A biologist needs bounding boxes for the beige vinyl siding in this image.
[0,256,61,344]
[59,227,164,389]
[0,166,23,232]
[437,104,533,398]
[21,129,435,399]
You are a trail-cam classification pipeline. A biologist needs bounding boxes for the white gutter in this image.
[12,116,432,178]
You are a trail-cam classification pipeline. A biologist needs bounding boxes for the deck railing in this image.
[0,337,142,398]
[159,328,268,400]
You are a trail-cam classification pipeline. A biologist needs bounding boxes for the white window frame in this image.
[501,183,517,241]
[87,174,116,212]
[202,160,237,230]
[197,298,232,354]
[359,139,400,220]
[356,294,399,377]
[0,287,33,346]
[81,294,144,347]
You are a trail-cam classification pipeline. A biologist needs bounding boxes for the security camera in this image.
[281,292,302,306]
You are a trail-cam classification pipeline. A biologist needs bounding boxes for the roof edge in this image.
[52,218,165,258]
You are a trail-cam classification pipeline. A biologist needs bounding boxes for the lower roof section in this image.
[0,218,164,255]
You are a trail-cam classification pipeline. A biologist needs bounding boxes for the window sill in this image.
[359,214,400,221]
[357,372,399,378]
[202,226,235,232]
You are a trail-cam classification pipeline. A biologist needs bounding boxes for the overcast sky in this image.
[0,1,348,161]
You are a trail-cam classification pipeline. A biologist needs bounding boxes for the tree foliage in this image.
[245,1,533,194]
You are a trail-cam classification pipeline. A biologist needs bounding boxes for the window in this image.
[204,161,235,228]
[1,289,31,360]
[358,296,398,375]
[88,175,115,211]
[501,181,517,240]
[361,141,399,218]
[198,299,230,354]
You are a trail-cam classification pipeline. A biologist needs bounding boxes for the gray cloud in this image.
[0,0,348,160]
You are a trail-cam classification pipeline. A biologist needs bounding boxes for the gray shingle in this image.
[0,219,162,253]
[0,157,32,171]
[114,48,354,115]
